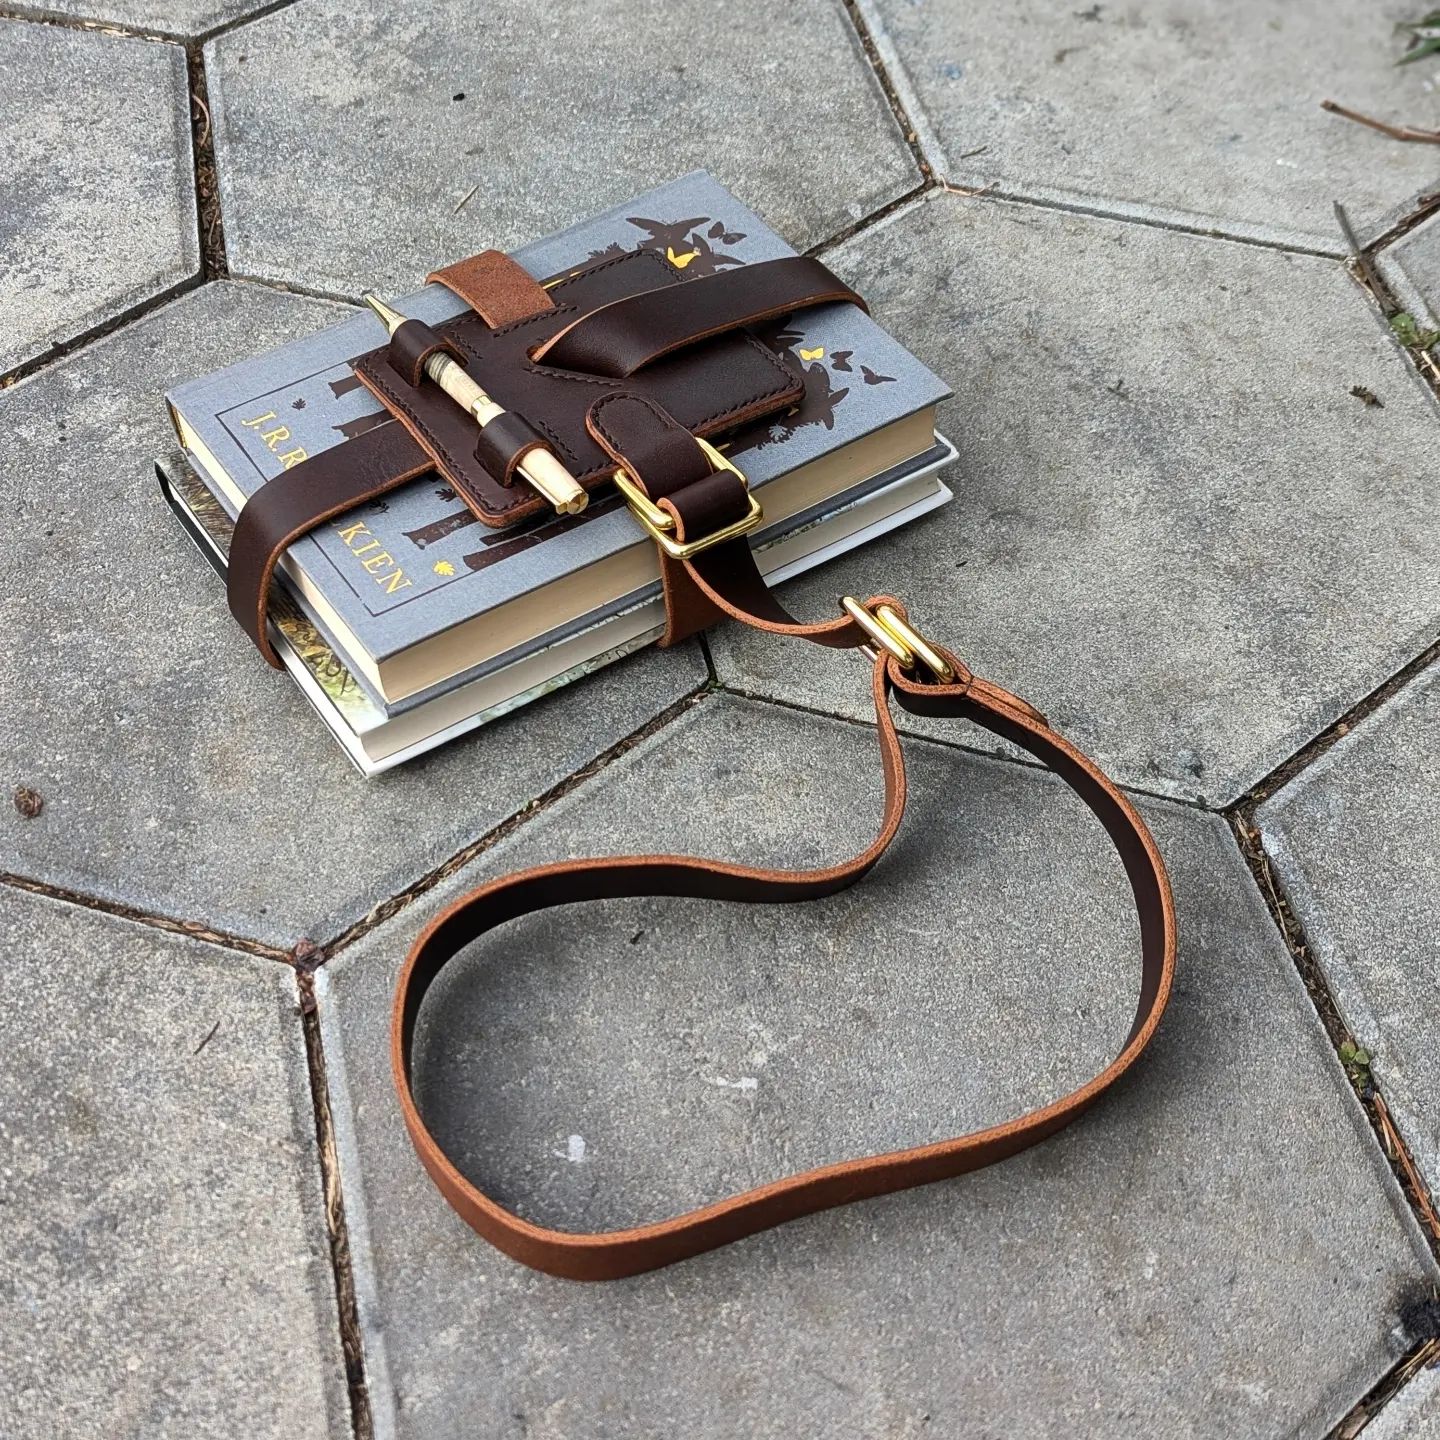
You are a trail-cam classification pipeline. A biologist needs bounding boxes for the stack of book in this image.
[161,173,956,773]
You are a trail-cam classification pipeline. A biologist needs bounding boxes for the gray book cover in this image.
[166,171,950,669]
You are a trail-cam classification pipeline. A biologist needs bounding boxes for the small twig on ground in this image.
[190,89,211,149]
[452,182,479,215]
[1321,98,1440,144]
[1377,1095,1440,1240]
[192,1019,221,1056]
[938,179,996,199]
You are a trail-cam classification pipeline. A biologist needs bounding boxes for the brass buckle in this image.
[840,597,956,683]
[614,437,764,561]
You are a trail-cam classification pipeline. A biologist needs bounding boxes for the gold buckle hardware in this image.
[840,597,956,683]
[614,437,764,561]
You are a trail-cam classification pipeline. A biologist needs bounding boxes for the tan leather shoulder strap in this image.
[389,394,1177,1280]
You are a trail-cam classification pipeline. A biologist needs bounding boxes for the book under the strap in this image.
[162,171,956,769]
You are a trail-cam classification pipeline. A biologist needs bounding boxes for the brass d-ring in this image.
[841,596,915,669]
[839,596,955,683]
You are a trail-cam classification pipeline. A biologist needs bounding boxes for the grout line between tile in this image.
[939,182,1343,259]
[1366,190,1440,258]
[0,0,303,43]
[696,632,719,685]
[296,969,375,1440]
[0,272,204,390]
[807,183,932,259]
[714,681,1211,811]
[185,41,228,277]
[195,0,302,45]
[0,869,293,962]
[1333,211,1440,398]
[835,0,932,182]
[1328,1338,1440,1440]
[0,3,176,41]
[227,272,362,306]
[1233,633,1440,812]
[1228,815,1440,1266]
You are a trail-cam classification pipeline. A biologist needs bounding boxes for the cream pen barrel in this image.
[361,293,587,516]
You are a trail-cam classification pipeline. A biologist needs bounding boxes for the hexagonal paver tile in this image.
[319,694,1435,1439]
[0,20,197,376]
[1379,208,1440,330]
[0,885,345,1438]
[1368,1366,1440,1440]
[859,0,1440,253]
[710,191,1440,805]
[1258,665,1440,1195]
[11,0,275,39]
[205,0,919,296]
[0,280,706,948]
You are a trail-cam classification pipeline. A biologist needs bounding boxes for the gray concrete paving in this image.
[711,190,1440,805]
[0,20,197,376]
[204,0,920,296]
[320,695,1436,1440]
[1380,208,1440,331]
[1259,666,1440,1196]
[9,0,273,38]
[1369,1367,1440,1440]
[0,281,705,947]
[859,0,1440,254]
[0,885,345,1438]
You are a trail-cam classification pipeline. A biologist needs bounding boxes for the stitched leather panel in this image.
[353,249,802,528]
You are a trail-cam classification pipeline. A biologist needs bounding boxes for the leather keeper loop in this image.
[388,318,464,388]
[473,411,547,486]
[428,249,555,328]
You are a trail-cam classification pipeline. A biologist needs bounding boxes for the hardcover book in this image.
[159,448,954,773]
[166,171,953,712]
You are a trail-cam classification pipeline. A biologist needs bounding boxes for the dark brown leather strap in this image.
[532,257,866,378]
[228,420,431,668]
[428,249,555,327]
[390,399,1177,1282]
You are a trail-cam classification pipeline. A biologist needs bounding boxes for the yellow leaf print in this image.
[433,560,456,576]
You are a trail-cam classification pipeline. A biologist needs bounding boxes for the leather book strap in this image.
[227,420,431,669]
[533,256,866,378]
[389,397,1178,1282]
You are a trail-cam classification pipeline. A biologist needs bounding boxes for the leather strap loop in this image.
[392,641,1175,1280]
[533,257,866,378]
[473,411,547,487]
[586,392,714,501]
[390,399,1178,1278]
[387,318,464,388]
